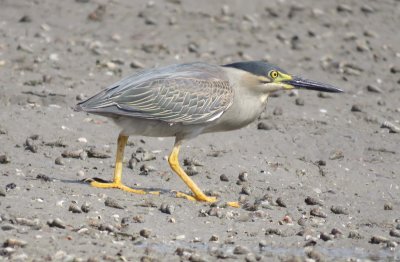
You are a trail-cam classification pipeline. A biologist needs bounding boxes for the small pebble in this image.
[130,60,145,69]
[1,224,17,231]
[77,137,88,143]
[329,150,344,160]
[185,165,199,176]
[241,186,251,195]
[360,5,375,13]
[69,204,82,213]
[305,196,323,206]
[81,202,91,213]
[160,203,175,214]
[183,158,203,166]
[140,229,151,238]
[310,208,327,218]
[384,202,393,210]
[275,197,287,208]
[36,174,52,182]
[4,238,27,248]
[337,4,353,13]
[295,98,304,106]
[389,229,400,238]
[189,253,207,262]
[6,183,16,191]
[121,217,131,227]
[55,157,65,166]
[370,235,388,244]
[19,15,32,23]
[390,65,400,74]
[238,195,248,203]
[140,152,156,161]
[174,235,185,240]
[0,154,11,164]
[265,228,282,236]
[330,206,349,215]
[281,215,293,224]
[62,149,87,160]
[257,122,274,130]
[297,218,307,226]
[105,197,124,209]
[25,137,39,153]
[220,174,229,182]
[15,218,41,229]
[175,247,191,257]
[132,215,145,223]
[233,245,250,255]
[318,92,332,98]
[128,157,138,169]
[44,138,67,148]
[304,240,317,247]
[76,94,86,101]
[47,218,66,229]
[238,172,248,182]
[348,230,362,239]
[307,250,325,261]
[331,228,343,236]
[207,207,223,218]
[139,164,157,175]
[351,104,363,112]
[273,107,283,116]
[320,232,333,241]
[86,147,111,159]
[209,235,219,242]
[0,127,7,135]
[188,42,199,53]
[88,4,106,21]
[366,85,383,93]
[259,240,267,248]
[99,224,115,233]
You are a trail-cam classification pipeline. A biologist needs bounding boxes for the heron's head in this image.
[223,61,343,93]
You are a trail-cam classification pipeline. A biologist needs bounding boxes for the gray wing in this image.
[76,62,234,125]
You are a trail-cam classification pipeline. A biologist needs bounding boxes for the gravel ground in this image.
[1,0,400,261]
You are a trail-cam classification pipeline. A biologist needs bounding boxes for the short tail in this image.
[74,103,85,112]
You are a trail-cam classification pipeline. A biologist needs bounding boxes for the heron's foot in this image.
[174,191,217,203]
[85,178,159,195]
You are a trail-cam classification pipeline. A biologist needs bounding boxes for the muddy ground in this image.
[0,0,400,261]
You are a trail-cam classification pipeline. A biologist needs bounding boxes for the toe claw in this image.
[226,201,240,208]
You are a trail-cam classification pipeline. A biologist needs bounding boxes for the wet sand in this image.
[0,0,399,261]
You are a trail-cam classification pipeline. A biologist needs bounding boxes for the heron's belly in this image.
[114,117,194,137]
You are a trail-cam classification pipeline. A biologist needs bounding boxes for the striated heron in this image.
[75,61,342,206]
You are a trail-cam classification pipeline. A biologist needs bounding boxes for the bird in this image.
[75,61,342,206]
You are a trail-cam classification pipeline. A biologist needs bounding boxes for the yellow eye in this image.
[270,70,279,79]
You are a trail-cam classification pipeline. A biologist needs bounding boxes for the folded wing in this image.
[76,62,234,125]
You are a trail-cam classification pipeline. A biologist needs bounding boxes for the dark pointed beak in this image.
[285,76,344,93]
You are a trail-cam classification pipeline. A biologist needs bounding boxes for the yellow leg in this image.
[90,134,158,195]
[168,143,216,203]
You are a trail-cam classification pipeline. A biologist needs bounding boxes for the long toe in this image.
[226,201,240,208]
[90,180,148,195]
[175,191,217,203]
